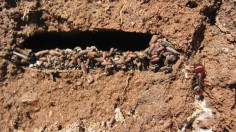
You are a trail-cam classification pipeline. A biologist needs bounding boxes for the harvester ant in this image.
[192,63,216,100]
[192,63,236,109]
[192,63,206,95]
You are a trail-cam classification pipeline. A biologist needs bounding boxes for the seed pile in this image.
[9,36,180,74]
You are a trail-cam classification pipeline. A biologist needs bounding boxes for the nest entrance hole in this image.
[22,31,152,52]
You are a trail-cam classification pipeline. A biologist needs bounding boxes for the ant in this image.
[192,63,206,96]
[192,64,236,109]
[192,63,216,100]
[193,63,210,99]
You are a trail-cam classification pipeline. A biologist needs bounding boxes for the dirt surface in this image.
[0,0,236,131]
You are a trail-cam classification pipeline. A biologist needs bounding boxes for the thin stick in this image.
[120,74,131,105]
[13,51,28,60]
[231,88,236,110]
[119,5,124,24]
[119,0,126,24]
[172,113,180,131]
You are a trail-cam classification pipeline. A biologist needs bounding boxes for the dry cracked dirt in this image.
[0,0,236,132]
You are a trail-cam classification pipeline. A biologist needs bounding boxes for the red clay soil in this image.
[0,0,236,131]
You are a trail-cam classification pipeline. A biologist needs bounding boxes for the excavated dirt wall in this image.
[1,0,214,52]
[0,0,236,131]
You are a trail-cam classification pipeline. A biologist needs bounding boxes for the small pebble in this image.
[221,47,230,54]
[130,108,135,114]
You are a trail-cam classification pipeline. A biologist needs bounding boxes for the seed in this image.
[77,50,88,57]
[65,48,73,53]
[35,50,49,57]
[70,58,77,65]
[166,47,179,55]
[87,51,97,58]
[144,48,149,53]
[159,41,174,48]
[116,64,122,69]
[21,59,28,65]
[74,47,81,51]
[108,48,114,56]
[160,66,172,73]
[64,61,69,68]
[101,61,112,66]
[77,59,81,65]
[55,65,61,70]
[94,57,105,63]
[50,56,57,61]
[124,57,132,64]
[39,57,47,61]
[15,47,31,56]
[154,45,165,55]
[13,51,28,60]
[59,56,64,61]
[66,54,71,59]
[150,57,160,63]
[69,60,75,67]
[166,55,176,62]
[81,62,88,75]
[150,44,164,55]
[137,52,146,59]
[11,55,20,63]
[115,58,124,65]
[49,50,62,56]
[44,62,50,68]
[150,55,158,60]
[149,43,155,52]
[102,51,107,58]
[149,35,158,45]
[162,52,172,56]
[36,61,43,66]
[85,58,90,67]
[127,53,136,58]
[137,62,142,69]
[86,46,97,51]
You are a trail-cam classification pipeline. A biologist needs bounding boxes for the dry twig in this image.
[120,74,131,104]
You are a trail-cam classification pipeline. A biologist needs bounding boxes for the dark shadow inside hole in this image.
[22,31,152,52]
[201,6,217,25]
[186,1,198,8]
[5,0,17,9]
[201,0,222,25]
